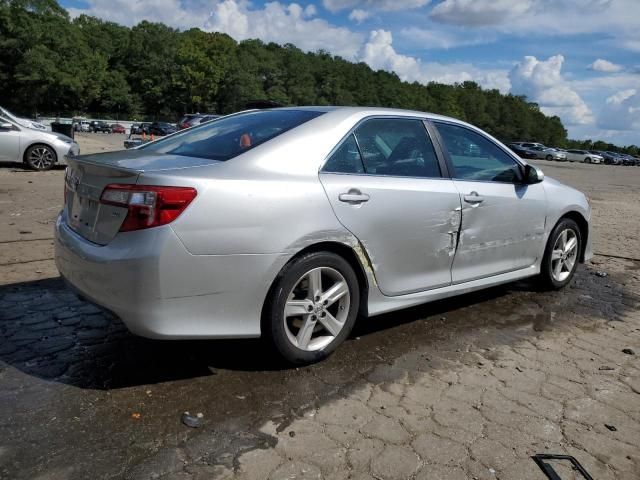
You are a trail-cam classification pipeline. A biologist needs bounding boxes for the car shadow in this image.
[0,160,66,171]
[0,264,634,390]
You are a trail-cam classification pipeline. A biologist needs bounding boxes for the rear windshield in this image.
[141,109,324,161]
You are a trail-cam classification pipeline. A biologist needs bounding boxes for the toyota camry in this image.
[55,107,592,363]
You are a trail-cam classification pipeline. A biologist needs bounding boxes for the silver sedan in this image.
[55,107,592,363]
[0,116,79,170]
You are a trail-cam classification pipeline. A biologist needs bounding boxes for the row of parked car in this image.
[508,142,639,166]
[74,120,126,134]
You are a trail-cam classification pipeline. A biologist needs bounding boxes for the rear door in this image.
[320,117,461,296]
[432,121,547,284]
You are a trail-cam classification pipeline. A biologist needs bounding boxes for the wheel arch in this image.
[261,241,372,332]
[22,142,58,164]
[557,211,589,262]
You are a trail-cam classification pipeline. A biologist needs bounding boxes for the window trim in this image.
[430,119,526,185]
[320,115,449,180]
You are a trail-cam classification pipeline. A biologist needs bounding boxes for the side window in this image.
[435,122,521,183]
[353,118,441,178]
[323,134,365,174]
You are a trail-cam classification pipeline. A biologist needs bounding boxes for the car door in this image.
[320,117,461,296]
[432,121,547,284]
[0,121,21,162]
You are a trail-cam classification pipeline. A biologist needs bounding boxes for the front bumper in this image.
[54,213,287,339]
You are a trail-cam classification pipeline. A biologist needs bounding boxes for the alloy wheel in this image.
[29,147,54,170]
[550,229,578,282]
[283,267,350,351]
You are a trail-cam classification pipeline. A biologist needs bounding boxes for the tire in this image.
[546,155,553,160]
[263,251,360,364]
[584,157,591,164]
[539,218,581,290]
[25,144,56,171]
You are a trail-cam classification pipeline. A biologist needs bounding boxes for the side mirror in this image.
[0,122,13,130]
[524,164,544,184]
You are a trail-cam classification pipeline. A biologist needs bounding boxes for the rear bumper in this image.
[54,213,287,339]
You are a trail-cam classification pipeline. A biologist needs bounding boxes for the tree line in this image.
[1,0,637,154]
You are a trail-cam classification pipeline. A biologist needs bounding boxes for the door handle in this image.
[339,189,370,204]
[463,191,484,205]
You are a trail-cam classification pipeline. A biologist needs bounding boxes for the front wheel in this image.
[263,252,360,364]
[584,157,591,163]
[25,144,56,171]
[546,155,553,160]
[539,218,581,290]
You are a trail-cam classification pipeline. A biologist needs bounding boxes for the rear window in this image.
[141,109,324,161]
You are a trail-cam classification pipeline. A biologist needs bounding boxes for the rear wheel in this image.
[25,144,56,171]
[263,252,360,364]
[539,218,581,290]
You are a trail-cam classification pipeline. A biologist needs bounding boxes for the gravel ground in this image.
[0,134,639,480]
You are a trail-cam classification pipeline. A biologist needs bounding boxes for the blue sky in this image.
[61,0,640,145]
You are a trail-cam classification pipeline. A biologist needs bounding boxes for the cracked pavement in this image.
[0,144,639,480]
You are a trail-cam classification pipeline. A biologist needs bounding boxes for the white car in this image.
[0,106,47,131]
[0,115,79,170]
[565,149,602,164]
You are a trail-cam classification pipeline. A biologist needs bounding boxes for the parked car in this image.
[511,142,545,149]
[592,151,619,165]
[110,124,126,134]
[528,146,567,161]
[178,113,221,130]
[89,121,112,133]
[55,107,592,364]
[148,122,177,136]
[0,106,47,130]
[140,122,152,135]
[619,154,637,166]
[0,115,79,170]
[565,149,603,163]
[507,143,537,159]
[79,121,90,132]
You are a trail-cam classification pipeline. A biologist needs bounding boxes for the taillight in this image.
[100,184,197,232]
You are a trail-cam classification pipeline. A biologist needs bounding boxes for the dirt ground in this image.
[0,134,639,479]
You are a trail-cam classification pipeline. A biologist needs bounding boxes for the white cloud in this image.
[598,89,640,131]
[399,26,494,49]
[203,1,363,59]
[361,30,511,92]
[428,0,640,55]
[509,55,593,125]
[589,58,623,73]
[67,0,207,29]
[348,8,371,23]
[430,0,533,26]
[323,0,430,13]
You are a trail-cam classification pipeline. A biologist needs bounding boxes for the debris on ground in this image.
[605,424,617,431]
[181,411,204,428]
[595,271,608,277]
[131,412,141,420]
[622,348,635,355]
[598,365,615,371]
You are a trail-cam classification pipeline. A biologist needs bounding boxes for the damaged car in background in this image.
[55,107,592,364]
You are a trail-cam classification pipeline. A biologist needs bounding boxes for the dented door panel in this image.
[450,180,547,283]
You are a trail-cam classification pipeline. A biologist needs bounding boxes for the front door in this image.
[433,121,547,284]
[0,122,20,162]
[320,117,461,296]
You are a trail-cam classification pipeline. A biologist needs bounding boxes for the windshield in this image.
[141,109,324,161]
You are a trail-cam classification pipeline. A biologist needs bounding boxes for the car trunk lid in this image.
[64,157,139,245]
